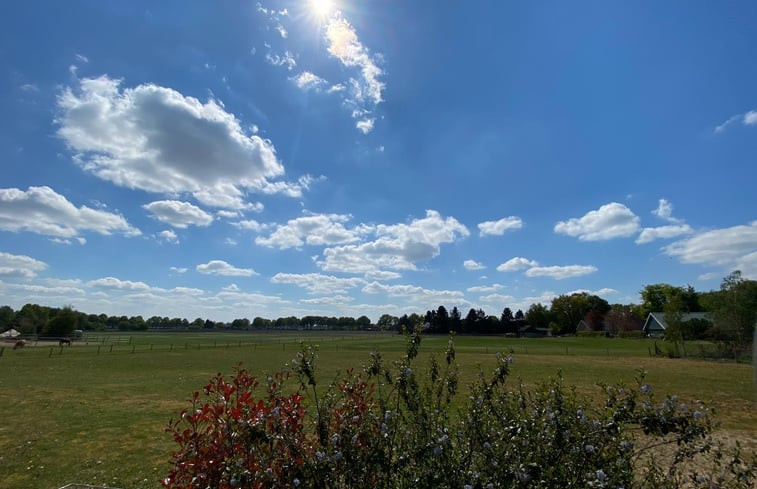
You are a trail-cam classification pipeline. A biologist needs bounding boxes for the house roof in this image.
[643,312,710,331]
[0,328,20,338]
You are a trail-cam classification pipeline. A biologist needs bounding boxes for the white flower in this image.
[596,469,607,481]
[641,384,652,394]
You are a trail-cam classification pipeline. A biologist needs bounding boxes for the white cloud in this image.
[256,213,366,249]
[300,295,353,305]
[0,252,48,279]
[293,71,327,91]
[525,265,598,280]
[497,257,539,272]
[554,203,640,241]
[88,277,150,290]
[216,210,241,219]
[664,221,757,279]
[478,216,523,236]
[169,266,188,274]
[745,110,757,125]
[467,284,504,293]
[651,198,683,223]
[325,13,384,105]
[143,200,214,228]
[356,118,375,134]
[0,186,140,238]
[463,259,486,270]
[318,210,469,274]
[271,273,364,295]
[564,287,617,297]
[249,174,324,198]
[362,281,465,304]
[715,110,757,133]
[265,50,297,70]
[635,224,693,244]
[478,293,516,304]
[364,270,401,281]
[196,260,257,277]
[322,12,384,133]
[232,219,267,232]
[159,229,179,243]
[57,76,290,209]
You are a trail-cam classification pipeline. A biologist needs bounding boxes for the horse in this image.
[13,339,26,350]
[59,338,72,347]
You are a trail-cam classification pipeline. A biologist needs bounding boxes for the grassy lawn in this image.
[0,332,753,489]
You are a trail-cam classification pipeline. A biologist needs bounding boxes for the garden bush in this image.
[164,328,754,488]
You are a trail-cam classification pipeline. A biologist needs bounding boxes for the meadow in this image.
[0,331,753,489]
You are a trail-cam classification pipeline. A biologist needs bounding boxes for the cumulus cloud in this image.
[232,219,267,232]
[497,257,539,272]
[464,259,486,270]
[0,186,140,238]
[300,295,353,305]
[293,71,327,91]
[0,252,48,279]
[478,216,523,236]
[565,287,617,297]
[651,198,682,223]
[318,210,469,274]
[664,221,757,279]
[57,76,295,209]
[364,270,402,281]
[271,273,364,295]
[159,229,179,243]
[362,281,465,304]
[265,50,297,70]
[524,265,598,280]
[256,213,367,249]
[196,260,257,277]
[322,12,384,133]
[467,284,504,293]
[635,224,693,244]
[554,203,640,241]
[143,200,214,228]
[355,118,375,134]
[478,293,516,304]
[714,109,757,133]
[88,276,150,290]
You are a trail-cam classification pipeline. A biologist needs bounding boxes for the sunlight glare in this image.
[309,0,334,18]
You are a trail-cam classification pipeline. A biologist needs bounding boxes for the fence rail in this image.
[58,484,124,489]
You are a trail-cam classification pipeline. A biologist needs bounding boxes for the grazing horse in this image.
[13,339,26,350]
[59,338,72,346]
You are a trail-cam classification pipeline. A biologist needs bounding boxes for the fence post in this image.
[0,346,3,357]
[110,345,113,353]
[97,345,101,355]
[132,345,135,354]
[49,347,53,357]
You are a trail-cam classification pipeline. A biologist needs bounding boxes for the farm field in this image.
[0,331,754,489]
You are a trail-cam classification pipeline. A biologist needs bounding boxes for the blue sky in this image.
[1,0,756,322]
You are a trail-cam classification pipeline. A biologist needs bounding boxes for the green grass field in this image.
[0,332,754,489]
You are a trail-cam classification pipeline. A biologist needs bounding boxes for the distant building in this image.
[0,328,20,339]
[642,312,710,338]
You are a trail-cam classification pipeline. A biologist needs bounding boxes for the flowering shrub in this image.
[164,328,754,488]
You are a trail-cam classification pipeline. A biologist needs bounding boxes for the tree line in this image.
[1,271,754,344]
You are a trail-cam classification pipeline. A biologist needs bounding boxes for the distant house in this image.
[642,312,710,338]
[519,325,552,337]
[0,328,20,339]
[576,320,591,332]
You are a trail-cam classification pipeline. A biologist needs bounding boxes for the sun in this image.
[309,0,334,18]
